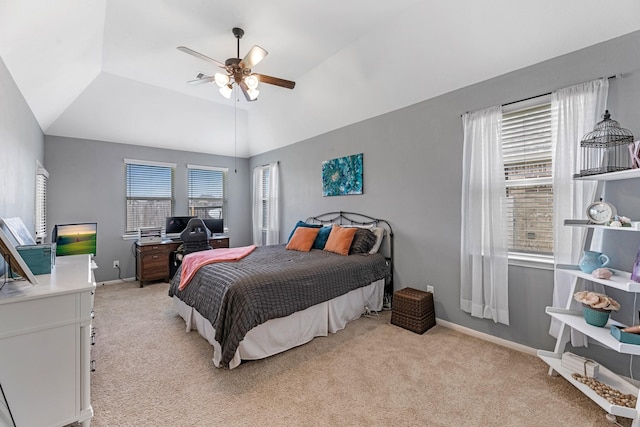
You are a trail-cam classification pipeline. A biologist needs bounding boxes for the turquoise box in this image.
[16,244,54,275]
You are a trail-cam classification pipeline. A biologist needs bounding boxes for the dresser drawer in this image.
[0,294,77,337]
[142,265,168,279]
[141,252,168,267]
[210,238,229,249]
[137,244,171,254]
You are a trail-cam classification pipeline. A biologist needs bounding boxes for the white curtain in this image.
[460,106,510,325]
[549,78,608,341]
[252,162,280,246]
[265,162,280,245]
[252,167,262,245]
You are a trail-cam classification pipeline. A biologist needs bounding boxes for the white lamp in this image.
[214,73,230,88]
[246,88,259,100]
[219,84,232,99]
[245,74,259,90]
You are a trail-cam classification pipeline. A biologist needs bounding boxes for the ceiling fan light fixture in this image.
[219,84,233,99]
[247,88,259,100]
[179,28,295,102]
[214,73,230,88]
[245,74,259,90]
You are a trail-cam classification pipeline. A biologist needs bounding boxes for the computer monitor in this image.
[53,222,97,256]
[165,216,195,236]
[203,218,224,235]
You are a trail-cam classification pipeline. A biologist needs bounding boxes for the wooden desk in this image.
[135,237,229,286]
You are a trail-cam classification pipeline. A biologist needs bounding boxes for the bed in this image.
[168,211,394,369]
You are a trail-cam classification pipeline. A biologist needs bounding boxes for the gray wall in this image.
[44,136,252,282]
[0,57,44,275]
[250,31,640,375]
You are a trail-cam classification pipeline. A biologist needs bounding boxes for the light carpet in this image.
[88,281,631,426]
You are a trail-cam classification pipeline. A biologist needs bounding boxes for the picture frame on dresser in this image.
[0,228,37,285]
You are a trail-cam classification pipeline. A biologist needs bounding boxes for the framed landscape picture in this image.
[322,153,363,197]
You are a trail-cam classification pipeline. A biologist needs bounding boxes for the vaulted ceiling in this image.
[1,0,640,157]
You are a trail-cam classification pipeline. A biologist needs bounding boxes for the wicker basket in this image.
[391,311,436,334]
[391,287,435,334]
[582,304,611,327]
[393,287,434,317]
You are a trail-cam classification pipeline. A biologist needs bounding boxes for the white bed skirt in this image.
[172,279,384,369]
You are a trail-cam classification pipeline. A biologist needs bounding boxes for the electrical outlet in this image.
[426,285,434,295]
[113,260,120,269]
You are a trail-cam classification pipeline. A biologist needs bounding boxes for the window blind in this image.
[261,167,270,230]
[35,163,49,241]
[125,161,174,233]
[502,102,553,255]
[187,165,227,219]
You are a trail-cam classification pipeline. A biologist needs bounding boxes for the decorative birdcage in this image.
[577,110,634,177]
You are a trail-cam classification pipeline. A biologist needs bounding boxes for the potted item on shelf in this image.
[574,291,620,327]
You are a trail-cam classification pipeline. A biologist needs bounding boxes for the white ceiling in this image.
[1,0,640,158]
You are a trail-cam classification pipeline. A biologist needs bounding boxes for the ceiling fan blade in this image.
[239,45,268,69]
[187,73,215,85]
[255,73,296,90]
[177,46,226,68]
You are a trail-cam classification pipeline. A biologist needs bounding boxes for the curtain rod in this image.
[256,160,279,168]
[462,74,620,116]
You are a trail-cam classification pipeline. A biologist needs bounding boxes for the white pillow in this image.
[368,227,385,254]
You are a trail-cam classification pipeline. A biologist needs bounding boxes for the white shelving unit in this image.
[555,265,640,293]
[565,219,640,231]
[538,168,640,426]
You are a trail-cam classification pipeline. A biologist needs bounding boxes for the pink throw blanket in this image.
[178,245,257,291]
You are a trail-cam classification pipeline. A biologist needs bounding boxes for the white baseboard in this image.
[436,318,538,356]
[98,277,137,286]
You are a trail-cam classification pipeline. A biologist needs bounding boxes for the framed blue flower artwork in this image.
[322,153,363,196]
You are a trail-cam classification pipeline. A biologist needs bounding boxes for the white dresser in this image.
[0,255,95,427]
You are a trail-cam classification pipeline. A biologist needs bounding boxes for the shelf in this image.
[545,307,640,355]
[556,265,640,293]
[564,219,640,231]
[538,350,638,419]
[574,168,640,182]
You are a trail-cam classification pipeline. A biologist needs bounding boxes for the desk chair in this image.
[179,218,212,255]
[171,218,213,279]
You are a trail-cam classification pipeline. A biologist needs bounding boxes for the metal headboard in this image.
[305,211,394,298]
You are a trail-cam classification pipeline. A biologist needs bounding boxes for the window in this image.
[253,163,279,246]
[502,98,553,257]
[125,159,175,234]
[187,165,227,219]
[35,161,49,242]
[257,165,270,245]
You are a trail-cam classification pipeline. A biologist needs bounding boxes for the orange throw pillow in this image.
[285,227,320,252]
[323,224,357,256]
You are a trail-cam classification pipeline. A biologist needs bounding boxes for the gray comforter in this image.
[168,244,390,367]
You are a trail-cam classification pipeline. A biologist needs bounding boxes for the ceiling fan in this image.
[177,27,295,101]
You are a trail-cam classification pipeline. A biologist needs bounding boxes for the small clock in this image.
[586,200,617,224]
